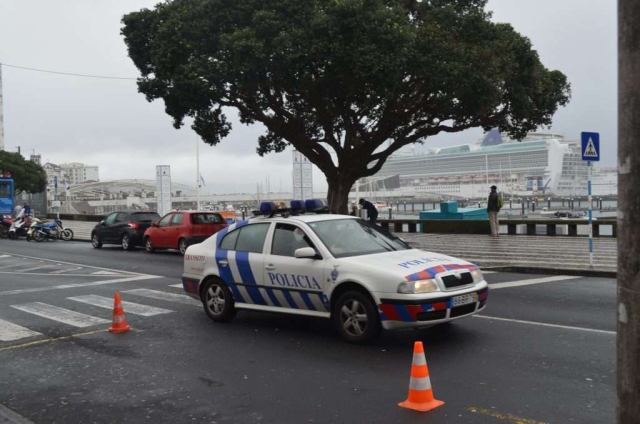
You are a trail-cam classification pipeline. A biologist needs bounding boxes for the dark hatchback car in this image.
[91,210,161,251]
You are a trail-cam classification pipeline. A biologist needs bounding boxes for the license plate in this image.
[452,293,477,307]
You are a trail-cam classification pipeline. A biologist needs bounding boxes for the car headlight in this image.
[397,279,440,294]
[471,269,483,283]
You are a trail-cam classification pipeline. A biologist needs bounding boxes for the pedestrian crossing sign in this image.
[581,132,600,161]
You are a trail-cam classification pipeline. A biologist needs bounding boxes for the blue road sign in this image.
[581,132,600,161]
[53,176,58,189]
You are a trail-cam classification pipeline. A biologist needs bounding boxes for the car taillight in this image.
[127,222,139,230]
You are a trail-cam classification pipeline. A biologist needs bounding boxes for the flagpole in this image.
[196,133,201,211]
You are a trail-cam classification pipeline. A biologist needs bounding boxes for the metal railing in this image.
[379,218,617,237]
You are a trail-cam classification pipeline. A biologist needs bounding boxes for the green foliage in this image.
[0,151,48,196]
[122,0,570,211]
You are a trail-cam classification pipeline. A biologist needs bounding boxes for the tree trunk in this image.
[618,2,640,422]
[326,177,355,215]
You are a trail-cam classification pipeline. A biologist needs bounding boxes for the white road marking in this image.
[168,284,183,288]
[0,254,12,259]
[11,302,110,328]
[0,274,159,297]
[0,251,145,276]
[16,263,62,273]
[0,319,42,341]
[69,295,174,317]
[90,271,122,276]
[473,315,615,335]
[0,262,33,270]
[122,289,200,306]
[49,267,84,274]
[489,275,579,290]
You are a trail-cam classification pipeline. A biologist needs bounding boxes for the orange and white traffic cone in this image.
[108,292,131,333]
[398,341,444,412]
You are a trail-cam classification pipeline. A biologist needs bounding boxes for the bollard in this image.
[548,198,551,209]
[242,211,246,220]
[388,208,392,220]
[521,202,525,215]
[532,202,536,212]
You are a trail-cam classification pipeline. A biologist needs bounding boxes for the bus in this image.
[0,174,15,216]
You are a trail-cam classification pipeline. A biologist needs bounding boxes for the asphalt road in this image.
[0,239,616,424]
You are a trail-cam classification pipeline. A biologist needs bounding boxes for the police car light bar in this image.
[253,199,329,218]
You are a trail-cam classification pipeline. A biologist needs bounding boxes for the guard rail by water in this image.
[379,219,617,237]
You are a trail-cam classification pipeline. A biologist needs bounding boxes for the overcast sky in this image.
[0,0,617,193]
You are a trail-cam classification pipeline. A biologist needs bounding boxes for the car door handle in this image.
[219,260,229,267]
[265,264,276,271]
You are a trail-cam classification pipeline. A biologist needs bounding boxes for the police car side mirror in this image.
[294,247,318,259]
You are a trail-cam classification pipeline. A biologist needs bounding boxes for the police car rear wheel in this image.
[334,291,380,344]
[202,279,236,322]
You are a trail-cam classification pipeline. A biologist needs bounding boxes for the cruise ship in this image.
[372,130,617,199]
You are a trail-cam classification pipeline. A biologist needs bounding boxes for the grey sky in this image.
[0,0,617,193]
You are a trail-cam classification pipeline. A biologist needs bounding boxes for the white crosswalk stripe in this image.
[68,295,174,316]
[11,302,110,327]
[123,289,200,306]
[168,284,183,288]
[0,319,42,341]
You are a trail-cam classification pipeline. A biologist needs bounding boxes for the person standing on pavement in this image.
[13,203,23,219]
[487,186,500,237]
[358,198,378,225]
[23,203,32,218]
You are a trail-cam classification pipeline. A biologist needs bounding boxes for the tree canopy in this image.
[0,151,47,196]
[122,0,570,212]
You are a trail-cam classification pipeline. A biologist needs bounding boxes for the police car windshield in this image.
[308,219,410,258]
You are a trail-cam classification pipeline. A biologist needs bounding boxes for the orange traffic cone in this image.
[398,341,444,412]
[108,292,131,333]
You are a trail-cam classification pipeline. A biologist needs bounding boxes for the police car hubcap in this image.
[341,300,367,336]
[207,286,225,315]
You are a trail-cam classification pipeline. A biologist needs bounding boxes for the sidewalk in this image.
[65,221,616,277]
[397,233,617,277]
[64,221,95,242]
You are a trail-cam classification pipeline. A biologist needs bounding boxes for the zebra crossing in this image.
[0,285,197,343]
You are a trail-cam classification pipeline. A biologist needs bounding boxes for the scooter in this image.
[8,216,32,240]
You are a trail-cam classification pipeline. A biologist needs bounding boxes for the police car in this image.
[182,200,488,343]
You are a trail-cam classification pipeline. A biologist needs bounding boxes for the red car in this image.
[143,211,227,255]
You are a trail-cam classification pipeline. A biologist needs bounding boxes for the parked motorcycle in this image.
[0,216,13,239]
[32,218,73,242]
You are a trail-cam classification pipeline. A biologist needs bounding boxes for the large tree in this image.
[0,151,47,196]
[122,0,570,213]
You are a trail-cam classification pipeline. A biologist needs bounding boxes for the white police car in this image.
[182,200,488,343]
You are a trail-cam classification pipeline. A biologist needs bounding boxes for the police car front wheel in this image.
[334,291,380,344]
[202,279,236,322]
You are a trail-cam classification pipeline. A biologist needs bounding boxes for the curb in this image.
[0,404,35,424]
[482,266,616,279]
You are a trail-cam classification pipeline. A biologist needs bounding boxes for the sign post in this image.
[53,176,59,219]
[581,132,600,268]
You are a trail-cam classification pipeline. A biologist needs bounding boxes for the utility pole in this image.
[618,1,640,421]
[0,64,4,151]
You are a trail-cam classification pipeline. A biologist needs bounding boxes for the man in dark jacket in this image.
[487,186,500,236]
[358,198,378,225]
